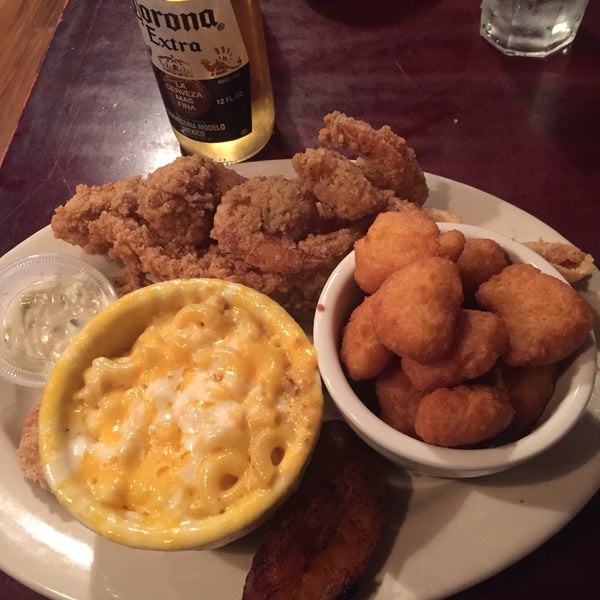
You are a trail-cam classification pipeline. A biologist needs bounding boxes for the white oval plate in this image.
[0,160,598,600]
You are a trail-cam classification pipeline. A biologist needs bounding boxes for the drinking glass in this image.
[480,0,590,57]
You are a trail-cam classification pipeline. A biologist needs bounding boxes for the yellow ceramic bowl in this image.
[39,279,323,550]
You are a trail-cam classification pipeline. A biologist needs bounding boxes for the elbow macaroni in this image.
[40,280,322,549]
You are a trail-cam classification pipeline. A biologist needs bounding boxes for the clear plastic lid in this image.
[0,253,118,387]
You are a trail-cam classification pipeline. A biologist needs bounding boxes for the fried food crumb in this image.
[17,404,50,492]
[524,239,594,283]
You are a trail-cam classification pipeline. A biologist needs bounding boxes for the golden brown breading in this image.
[370,257,464,363]
[524,239,594,283]
[353,208,443,294]
[51,116,431,319]
[17,404,50,492]
[51,155,243,257]
[438,229,466,262]
[318,111,429,206]
[340,294,393,381]
[414,385,515,447]
[292,147,393,220]
[475,264,594,366]
[135,155,241,254]
[375,360,422,436]
[401,309,509,393]
[495,363,558,439]
[52,177,142,254]
[457,237,509,299]
[211,175,365,275]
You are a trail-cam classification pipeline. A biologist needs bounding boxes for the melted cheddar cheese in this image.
[40,280,322,549]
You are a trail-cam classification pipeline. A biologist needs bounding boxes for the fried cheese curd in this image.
[340,294,393,381]
[401,309,509,393]
[482,362,558,440]
[371,256,464,363]
[375,361,422,436]
[414,385,515,448]
[353,208,461,294]
[457,237,509,299]
[339,218,594,448]
[476,264,594,366]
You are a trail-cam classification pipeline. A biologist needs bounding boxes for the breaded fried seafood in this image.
[211,175,360,274]
[476,264,594,366]
[291,147,395,221]
[51,113,430,319]
[318,111,429,206]
[52,155,244,257]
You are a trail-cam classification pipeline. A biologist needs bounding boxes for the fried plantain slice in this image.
[242,420,387,600]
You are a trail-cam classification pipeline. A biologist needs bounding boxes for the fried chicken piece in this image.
[370,257,464,362]
[353,208,444,294]
[375,360,422,436]
[318,111,428,206]
[401,309,509,393]
[242,420,387,600]
[475,264,594,366]
[524,239,594,283]
[414,385,515,447]
[340,294,393,381]
[292,147,395,221]
[17,404,50,492]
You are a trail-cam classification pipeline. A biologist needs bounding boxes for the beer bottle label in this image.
[131,0,252,143]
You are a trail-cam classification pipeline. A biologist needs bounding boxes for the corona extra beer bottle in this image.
[131,0,275,163]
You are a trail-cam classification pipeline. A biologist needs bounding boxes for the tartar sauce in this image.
[3,276,106,370]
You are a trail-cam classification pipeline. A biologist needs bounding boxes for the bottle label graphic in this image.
[132,0,252,143]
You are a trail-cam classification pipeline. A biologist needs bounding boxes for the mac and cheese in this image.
[41,280,322,549]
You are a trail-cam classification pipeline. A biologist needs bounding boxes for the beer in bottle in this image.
[131,0,275,163]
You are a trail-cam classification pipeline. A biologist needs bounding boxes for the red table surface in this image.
[0,1,598,598]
